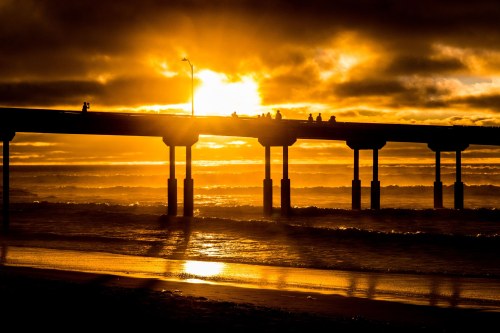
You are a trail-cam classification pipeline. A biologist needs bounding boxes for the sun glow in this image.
[194,70,262,116]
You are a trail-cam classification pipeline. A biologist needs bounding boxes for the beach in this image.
[1,264,499,332]
[2,238,500,332]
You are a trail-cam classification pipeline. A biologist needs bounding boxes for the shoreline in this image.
[1,244,500,331]
[1,264,499,331]
[3,244,500,311]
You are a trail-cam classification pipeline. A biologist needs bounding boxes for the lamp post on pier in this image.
[182,57,194,117]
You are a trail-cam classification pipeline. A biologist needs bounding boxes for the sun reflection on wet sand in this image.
[2,245,500,312]
[184,260,225,277]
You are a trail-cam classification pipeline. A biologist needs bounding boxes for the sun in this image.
[193,70,262,116]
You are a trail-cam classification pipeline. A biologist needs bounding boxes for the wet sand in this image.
[1,262,499,332]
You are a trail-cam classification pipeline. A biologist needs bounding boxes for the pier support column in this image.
[347,140,385,211]
[259,134,296,216]
[263,145,273,216]
[2,132,15,233]
[454,150,464,210]
[352,149,361,210]
[167,145,177,216]
[371,148,381,210]
[281,145,291,216]
[184,145,194,217]
[428,142,468,210]
[434,151,443,209]
[163,133,198,218]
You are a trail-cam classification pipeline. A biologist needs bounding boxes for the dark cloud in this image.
[331,79,456,110]
[99,76,190,106]
[260,66,320,104]
[387,56,466,75]
[334,80,406,97]
[0,75,190,107]
[0,80,102,106]
[4,0,500,59]
[391,85,452,109]
[450,94,500,113]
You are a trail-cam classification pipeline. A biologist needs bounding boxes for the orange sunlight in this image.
[193,70,262,116]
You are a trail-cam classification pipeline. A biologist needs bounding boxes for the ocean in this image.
[1,163,500,310]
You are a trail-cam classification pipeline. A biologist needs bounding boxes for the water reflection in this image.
[429,276,463,308]
[184,260,225,277]
[0,243,7,265]
[366,275,378,299]
[347,276,357,297]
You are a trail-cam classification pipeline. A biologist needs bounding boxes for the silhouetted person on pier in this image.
[275,110,282,120]
[316,113,322,122]
[231,111,238,118]
[329,115,336,123]
[81,102,89,113]
[308,113,313,122]
[266,112,272,120]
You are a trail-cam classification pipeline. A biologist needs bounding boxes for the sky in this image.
[1,0,500,166]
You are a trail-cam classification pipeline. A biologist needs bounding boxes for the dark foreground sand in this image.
[1,265,498,332]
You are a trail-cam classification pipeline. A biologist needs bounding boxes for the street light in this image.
[182,57,194,117]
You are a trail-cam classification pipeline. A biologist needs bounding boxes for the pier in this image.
[1,107,500,228]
